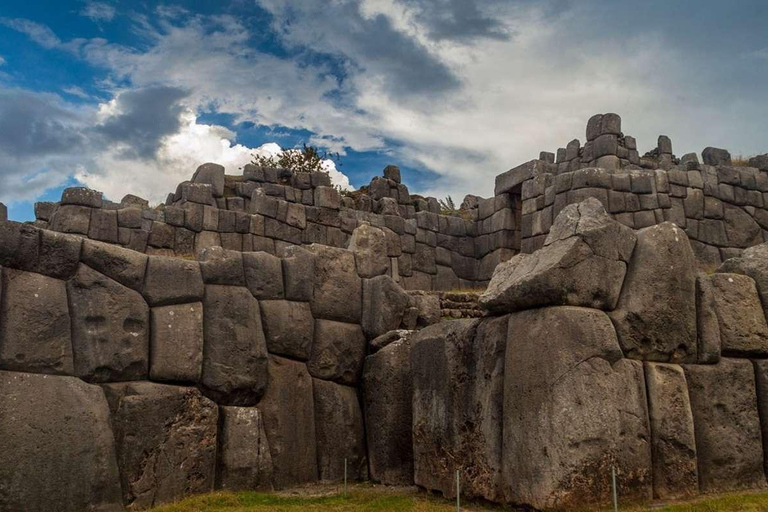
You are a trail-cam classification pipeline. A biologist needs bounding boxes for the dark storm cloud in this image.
[400,0,510,41]
[91,86,189,159]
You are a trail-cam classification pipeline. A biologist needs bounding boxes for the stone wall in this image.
[496,114,768,269]
[33,164,520,292]
[0,218,438,511]
[404,198,768,509]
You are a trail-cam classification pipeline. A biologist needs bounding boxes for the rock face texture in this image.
[102,382,218,509]
[362,335,414,485]
[216,406,273,491]
[683,359,765,493]
[480,199,635,313]
[411,316,508,502]
[644,363,698,499]
[610,222,698,362]
[503,307,651,510]
[0,371,123,512]
[709,273,768,356]
[67,264,150,382]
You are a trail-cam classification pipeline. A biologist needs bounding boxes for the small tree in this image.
[251,144,341,174]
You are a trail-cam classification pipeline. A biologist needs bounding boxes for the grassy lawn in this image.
[147,483,768,512]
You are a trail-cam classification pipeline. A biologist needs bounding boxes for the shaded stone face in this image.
[411,316,507,502]
[0,371,123,512]
[709,273,768,356]
[312,379,368,481]
[150,302,204,383]
[217,406,274,491]
[308,319,366,386]
[307,244,362,323]
[258,356,318,488]
[259,300,314,360]
[362,336,414,486]
[67,264,150,382]
[683,359,765,493]
[0,268,73,375]
[503,307,651,510]
[201,285,269,405]
[102,382,218,509]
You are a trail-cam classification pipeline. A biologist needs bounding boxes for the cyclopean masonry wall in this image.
[3,113,768,511]
[495,113,768,269]
[33,164,520,292]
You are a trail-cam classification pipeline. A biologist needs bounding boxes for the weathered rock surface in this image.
[0,268,73,375]
[719,243,768,320]
[36,229,82,279]
[243,251,285,299]
[192,162,225,197]
[696,275,722,363]
[198,246,245,285]
[259,300,314,360]
[709,273,768,356]
[143,256,205,306]
[362,275,411,339]
[308,244,362,323]
[313,379,368,481]
[308,319,367,385]
[610,222,698,362]
[102,382,218,509]
[503,307,651,510]
[280,245,315,301]
[683,359,765,493]
[0,371,123,512]
[201,285,269,405]
[67,264,150,382]
[411,316,508,502]
[751,360,768,478]
[81,239,147,291]
[480,199,635,313]
[216,406,274,491]
[150,302,204,382]
[362,335,414,485]
[644,363,698,499]
[348,223,389,278]
[369,329,411,353]
[258,356,318,488]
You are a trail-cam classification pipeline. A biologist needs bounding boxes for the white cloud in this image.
[0,56,5,66]
[80,2,117,23]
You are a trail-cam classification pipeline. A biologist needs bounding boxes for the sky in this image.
[0,1,767,221]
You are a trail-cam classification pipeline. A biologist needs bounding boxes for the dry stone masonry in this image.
[2,113,768,511]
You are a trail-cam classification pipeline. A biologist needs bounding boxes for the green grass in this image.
[147,484,768,512]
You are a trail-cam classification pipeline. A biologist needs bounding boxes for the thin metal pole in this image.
[612,466,618,512]
[456,469,460,511]
[344,458,348,498]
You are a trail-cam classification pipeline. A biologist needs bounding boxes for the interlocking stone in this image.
[150,302,204,382]
[308,319,366,385]
[217,406,274,491]
[259,300,314,360]
[709,273,768,356]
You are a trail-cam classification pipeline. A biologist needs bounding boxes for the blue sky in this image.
[1,0,767,221]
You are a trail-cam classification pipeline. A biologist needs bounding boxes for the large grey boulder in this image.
[702,147,732,166]
[0,371,123,512]
[0,268,73,375]
[281,245,315,301]
[192,162,225,197]
[67,264,150,382]
[102,382,218,509]
[142,256,204,306]
[503,307,651,509]
[150,302,204,382]
[201,285,269,405]
[308,319,367,385]
[644,363,698,499]
[480,199,636,313]
[610,222,698,362]
[258,356,318,488]
[0,202,6,221]
[751,360,768,478]
[313,379,368,481]
[216,406,274,491]
[62,186,103,207]
[36,229,82,279]
[719,243,768,322]
[0,221,41,271]
[259,300,314,360]
[198,246,245,285]
[709,273,768,356]
[50,204,91,234]
[243,251,285,299]
[411,316,508,502]
[362,335,414,485]
[81,239,147,292]
[348,223,389,278]
[362,275,411,339]
[683,359,765,493]
[308,244,362,323]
